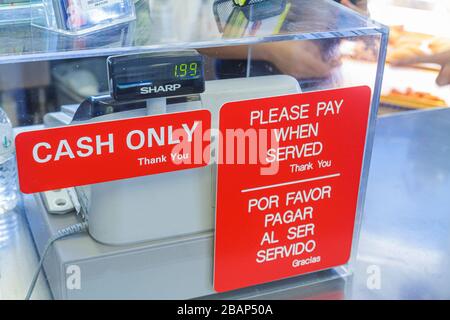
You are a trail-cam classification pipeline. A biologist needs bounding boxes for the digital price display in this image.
[174,62,200,79]
[108,50,205,101]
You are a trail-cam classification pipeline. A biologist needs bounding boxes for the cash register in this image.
[24,49,301,298]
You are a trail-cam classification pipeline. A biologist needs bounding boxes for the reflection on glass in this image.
[0,210,18,248]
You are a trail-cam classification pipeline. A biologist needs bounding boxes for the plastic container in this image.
[0,1,38,25]
[31,0,136,35]
[0,108,18,214]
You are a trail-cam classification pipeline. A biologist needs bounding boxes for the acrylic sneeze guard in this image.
[0,0,388,299]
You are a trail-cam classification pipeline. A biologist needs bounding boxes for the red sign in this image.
[214,86,371,292]
[16,110,210,194]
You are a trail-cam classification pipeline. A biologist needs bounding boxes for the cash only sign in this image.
[214,86,372,292]
[15,110,211,193]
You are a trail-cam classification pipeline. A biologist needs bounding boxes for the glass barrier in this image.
[0,0,388,299]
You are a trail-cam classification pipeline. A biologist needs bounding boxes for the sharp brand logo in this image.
[140,84,182,94]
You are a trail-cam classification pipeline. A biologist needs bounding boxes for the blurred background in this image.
[368,0,450,114]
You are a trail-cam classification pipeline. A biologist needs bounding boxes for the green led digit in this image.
[233,0,248,6]
[189,63,198,77]
[179,63,187,77]
[174,64,178,77]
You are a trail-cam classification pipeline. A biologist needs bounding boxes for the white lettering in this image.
[32,142,52,163]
